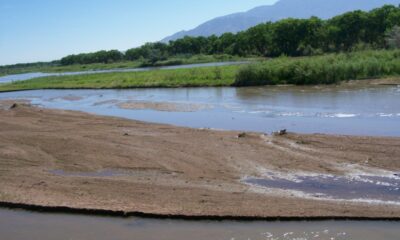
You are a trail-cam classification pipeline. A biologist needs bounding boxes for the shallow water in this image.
[0,61,246,83]
[0,208,399,240]
[245,174,400,203]
[1,85,399,136]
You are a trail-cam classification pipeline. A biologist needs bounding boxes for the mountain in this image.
[162,0,400,42]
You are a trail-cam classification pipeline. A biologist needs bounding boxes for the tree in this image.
[269,18,314,56]
[364,5,398,46]
[107,50,124,63]
[58,5,400,65]
[386,26,400,48]
[328,10,368,51]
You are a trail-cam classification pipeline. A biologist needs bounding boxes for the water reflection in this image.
[0,85,399,136]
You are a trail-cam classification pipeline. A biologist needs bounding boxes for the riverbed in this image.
[1,102,399,218]
[1,81,400,239]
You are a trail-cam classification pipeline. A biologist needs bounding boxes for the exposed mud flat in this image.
[51,95,84,101]
[346,78,400,86]
[118,101,212,112]
[1,101,400,219]
[91,98,212,112]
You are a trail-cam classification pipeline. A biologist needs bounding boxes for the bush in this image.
[233,49,400,86]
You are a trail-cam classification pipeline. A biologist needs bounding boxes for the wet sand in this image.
[117,101,212,112]
[0,101,400,219]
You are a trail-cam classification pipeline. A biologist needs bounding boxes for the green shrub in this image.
[233,50,400,86]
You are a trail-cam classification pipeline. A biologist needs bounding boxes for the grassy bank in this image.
[234,50,400,86]
[0,54,249,76]
[0,61,142,76]
[0,65,238,91]
[0,50,399,92]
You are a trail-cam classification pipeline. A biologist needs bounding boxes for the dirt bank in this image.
[0,101,400,219]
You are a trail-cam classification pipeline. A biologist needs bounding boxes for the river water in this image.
[0,208,399,240]
[0,84,399,136]
[1,76,400,238]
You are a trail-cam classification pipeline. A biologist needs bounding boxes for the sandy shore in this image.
[0,101,400,219]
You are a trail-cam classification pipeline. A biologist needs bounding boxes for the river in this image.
[1,208,399,240]
[0,84,399,136]
[1,77,400,239]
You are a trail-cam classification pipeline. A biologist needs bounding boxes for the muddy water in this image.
[0,61,246,83]
[1,84,399,136]
[0,208,399,240]
[245,174,400,203]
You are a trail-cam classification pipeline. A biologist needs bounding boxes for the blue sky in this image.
[0,0,277,65]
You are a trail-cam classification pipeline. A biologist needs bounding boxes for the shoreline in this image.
[2,202,400,221]
[0,57,253,77]
[0,77,399,94]
[1,102,400,219]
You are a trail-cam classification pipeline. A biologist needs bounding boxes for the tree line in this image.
[60,4,400,66]
[60,50,124,65]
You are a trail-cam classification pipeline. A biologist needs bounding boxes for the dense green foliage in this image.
[60,50,124,65]
[234,50,400,86]
[161,4,400,57]
[58,5,400,66]
[1,50,399,92]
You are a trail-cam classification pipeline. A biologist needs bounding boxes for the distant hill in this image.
[162,0,400,42]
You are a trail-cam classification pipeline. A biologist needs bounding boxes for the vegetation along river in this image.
[0,61,247,84]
